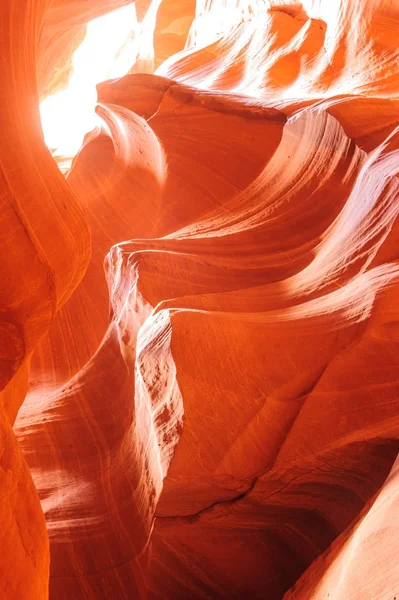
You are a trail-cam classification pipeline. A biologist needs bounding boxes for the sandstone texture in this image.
[1,0,399,598]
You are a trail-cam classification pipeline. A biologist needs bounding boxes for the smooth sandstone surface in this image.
[1,0,399,598]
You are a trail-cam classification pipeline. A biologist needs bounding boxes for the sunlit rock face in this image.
[2,0,399,598]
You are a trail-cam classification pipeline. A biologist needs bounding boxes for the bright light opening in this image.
[40,1,159,170]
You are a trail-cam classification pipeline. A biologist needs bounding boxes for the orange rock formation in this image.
[2,0,399,598]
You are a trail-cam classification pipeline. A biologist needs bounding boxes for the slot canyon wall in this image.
[1,0,399,598]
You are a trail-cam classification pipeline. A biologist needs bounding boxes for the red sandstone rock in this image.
[2,0,399,598]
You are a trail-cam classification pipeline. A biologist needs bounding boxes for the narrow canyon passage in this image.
[2,1,399,599]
